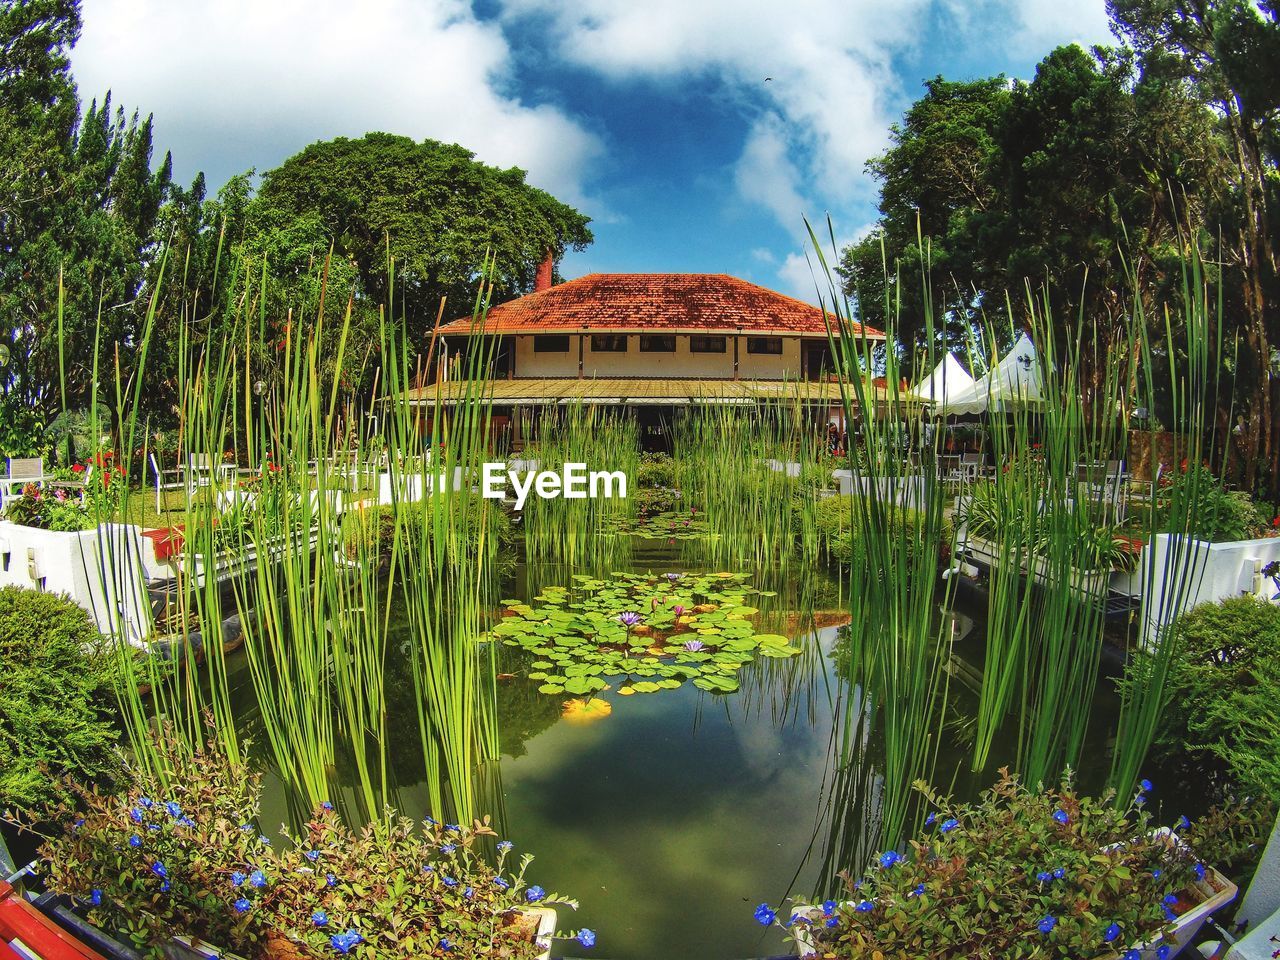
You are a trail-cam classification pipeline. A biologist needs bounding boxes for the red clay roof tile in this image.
[436,273,883,339]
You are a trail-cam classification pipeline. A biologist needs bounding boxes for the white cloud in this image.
[70,0,604,208]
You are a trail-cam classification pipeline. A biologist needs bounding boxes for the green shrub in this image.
[636,452,675,489]
[813,494,953,567]
[1136,595,1280,799]
[1155,462,1265,542]
[0,587,120,809]
[341,495,516,569]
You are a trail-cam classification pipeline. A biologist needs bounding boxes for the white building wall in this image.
[512,334,811,379]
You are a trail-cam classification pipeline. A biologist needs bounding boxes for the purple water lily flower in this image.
[683,639,706,652]
[665,573,682,582]
[673,605,686,617]
[618,612,642,627]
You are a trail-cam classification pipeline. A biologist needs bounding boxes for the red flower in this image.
[1272,517,1279,529]
[71,463,84,473]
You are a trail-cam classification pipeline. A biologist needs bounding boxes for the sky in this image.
[70,0,1114,301]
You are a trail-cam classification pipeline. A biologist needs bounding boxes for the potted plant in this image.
[755,770,1263,960]
[6,730,597,959]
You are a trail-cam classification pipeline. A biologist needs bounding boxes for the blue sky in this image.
[72,0,1113,300]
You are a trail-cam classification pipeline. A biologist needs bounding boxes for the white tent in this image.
[934,332,1043,415]
[910,353,976,405]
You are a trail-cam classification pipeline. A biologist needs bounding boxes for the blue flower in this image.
[1053,809,1069,825]
[464,886,474,899]
[129,834,142,848]
[1156,947,1171,960]
[312,910,329,927]
[160,880,170,893]
[1038,915,1057,935]
[442,877,458,888]
[1176,815,1190,831]
[176,817,195,828]
[878,850,902,869]
[90,889,102,906]
[908,884,925,898]
[234,897,252,914]
[231,872,246,887]
[239,823,253,832]
[525,885,545,903]
[1123,951,1141,960]
[138,798,153,808]
[1036,871,1052,883]
[1163,894,1178,906]
[305,850,321,862]
[249,870,267,889]
[493,877,510,890]
[73,818,85,830]
[130,808,145,824]
[1104,923,1121,943]
[329,930,363,954]
[1151,868,1163,880]
[496,840,513,852]
[325,873,337,888]
[855,900,875,913]
[321,801,334,811]
[577,929,596,948]
[151,862,167,879]
[753,903,776,926]
[439,939,451,952]
[821,900,837,916]
[164,801,183,819]
[440,843,456,854]
[939,818,959,833]
[1052,867,1066,881]
[825,917,838,928]
[924,812,936,826]
[424,816,438,825]
[1193,863,1206,881]
[1140,778,1154,793]
[444,823,459,833]
[258,835,271,846]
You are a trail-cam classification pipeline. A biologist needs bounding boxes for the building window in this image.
[639,334,676,352]
[746,336,784,355]
[533,334,570,353]
[590,334,628,352]
[689,335,727,354]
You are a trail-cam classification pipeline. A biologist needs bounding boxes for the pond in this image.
[216,542,1131,960]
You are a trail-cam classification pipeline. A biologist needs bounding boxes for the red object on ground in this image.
[142,525,185,561]
[0,880,108,959]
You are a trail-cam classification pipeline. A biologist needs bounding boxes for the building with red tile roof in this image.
[438,271,883,384]
[425,267,885,450]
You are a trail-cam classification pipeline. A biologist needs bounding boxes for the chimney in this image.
[534,251,554,292]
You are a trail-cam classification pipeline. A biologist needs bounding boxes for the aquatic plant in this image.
[487,571,795,697]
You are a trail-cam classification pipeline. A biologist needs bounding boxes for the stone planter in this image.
[962,532,1113,596]
[0,519,151,642]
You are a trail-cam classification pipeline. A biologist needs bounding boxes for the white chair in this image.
[2,457,44,507]
[149,453,187,513]
[185,454,216,494]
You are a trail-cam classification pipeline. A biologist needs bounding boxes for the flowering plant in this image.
[756,770,1259,959]
[8,730,594,959]
[1,481,93,530]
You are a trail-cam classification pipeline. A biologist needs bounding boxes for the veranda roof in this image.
[404,377,897,407]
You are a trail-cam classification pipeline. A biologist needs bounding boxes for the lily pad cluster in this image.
[603,509,714,541]
[487,572,799,697]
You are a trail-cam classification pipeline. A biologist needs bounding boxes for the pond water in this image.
[234,547,1059,959]
[2,542,1146,960]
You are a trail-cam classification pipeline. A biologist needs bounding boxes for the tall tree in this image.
[246,133,594,344]
[0,0,174,428]
[1108,0,1280,484]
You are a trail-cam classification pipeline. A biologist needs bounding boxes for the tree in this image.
[245,133,593,345]
[0,0,175,431]
[841,44,1230,404]
[1108,0,1280,485]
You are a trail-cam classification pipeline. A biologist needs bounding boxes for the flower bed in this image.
[6,732,597,959]
[753,771,1259,960]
